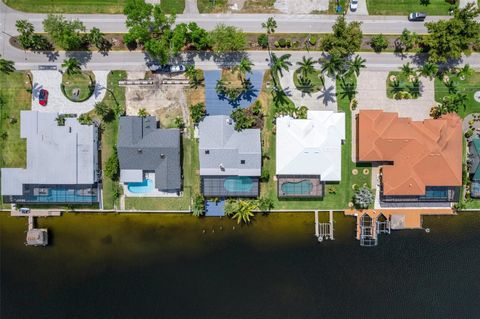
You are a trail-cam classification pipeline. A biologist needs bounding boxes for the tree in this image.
[270,53,292,79]
[297,56,316,78]
[400,62,414,77]
[209,24,246,53]
[190,102,206,124]
[78,113,93,125]
[409,77,421,98]
[444,79,458,94]
[16,20,34,49]
[0,56,15,75]
[370,34,389,53]
[457,64,474,80]
[397,28,418,52]
[230,108,255,131]
[320,53,346,78]
[174,116,185,129]
[339,78,358,100]
[88,27,106,48]
[272,88,290,106]
[225,199,258,224]
[43,14,86,50]
[138,108,149,117]
[257,197,274,213]
[389,79,404,95]
[192,194,205,217]
[423,3,480,63]
[418,62,438,80]
[94,101,114,121]
[62,57,81,75]
[262,17,277,35]
[321,16,363,58]
[185,65,203,88]
[235,57,254,81]
[105,149,120,181]
[347,55,366,77]
[257,34,269,49]
[297,76,314,93]
[353,186,373,209]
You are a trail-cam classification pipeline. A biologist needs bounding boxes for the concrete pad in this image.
[274,0,329,13]
[31,70,108,115]
[279,69,337,111]
[347,0,368,15]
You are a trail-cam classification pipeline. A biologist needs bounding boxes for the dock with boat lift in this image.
[10,207,62,246]
[314,210,334,242]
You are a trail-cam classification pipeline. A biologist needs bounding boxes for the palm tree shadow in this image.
[318,85,336,106]
[32,83,43,100]
[42,51,60,62]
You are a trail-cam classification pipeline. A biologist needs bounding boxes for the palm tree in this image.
[185,65,203,88]
[138,108,149,117]
[347,55,366,77]
[389,79,403,95]
[457,64,474,80]
[409,77,421,98]
[297,56,316,78]
[270,53,292,80]
[235,57,254,81]
[272,88,289,106]
[88,27,105,48]
[0,57,15,75]
[418,62,438,80]
[62,57,81,75]
[339,78,358,100]
[400,62,414,77]
[297,75,314,93]
[453,93,468,111]
[262,17,277,35]
[444,79,458,94]
[320,54,345,78]
[225,200,257,224]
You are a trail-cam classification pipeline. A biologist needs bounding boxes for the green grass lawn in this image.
[125,133,199,211]
[293,69,324,93]
[62,71,95,102]
[261,73,371,210]
[3,0,184,14]
[434,72,480,118]
[386,71,421,99]
[366,0,456,15]
[198,0,228,13]
[0,71,31,208]
[99,71,127,210]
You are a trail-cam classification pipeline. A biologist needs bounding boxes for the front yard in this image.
[366,0,456,15]
[435,71,480,118]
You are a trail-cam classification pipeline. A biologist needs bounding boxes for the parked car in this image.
[147,62,186,73]
[350,0,358,11]
[39,89,49,106]
[408,12,427,21]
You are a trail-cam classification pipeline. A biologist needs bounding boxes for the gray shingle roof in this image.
[199,115,261,176]
[117,116,181,191]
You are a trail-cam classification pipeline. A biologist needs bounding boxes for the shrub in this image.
[190,102,206,124]
[278,38,287,47]
[308,36,317,46]
[78,113,93,125]
[273,41,280,48]
[370,34,389,53]
[105,149,119,181]
[353,186,374,209]
[260,168,270,182]
[257,197,274,213]
[465,129,474,138]
[192,194,205,217]
[257,34,268,48]
[112,183,122,200]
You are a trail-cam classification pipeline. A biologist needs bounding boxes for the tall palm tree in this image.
[409,77,421,98]
[400,62,414,77]
[453,93,468,111]
[236,57,254,81]
[62,57,81,75]
[262,17,277,35]
[225,200,257,224]
[272,87,289,106]
[457,64,474,80]
[444,79,458,94]
[418,62,438,80]
[339,78,358,100]
[347,55,366,77]
[0,57,15,75]
[270,53,292,79]
[320,54,345,78]
[297,56,316,78]
[138,108,149,117]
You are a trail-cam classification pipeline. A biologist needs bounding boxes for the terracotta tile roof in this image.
[358,110,462,196]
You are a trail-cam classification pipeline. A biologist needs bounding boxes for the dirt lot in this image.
[125,72,190,128]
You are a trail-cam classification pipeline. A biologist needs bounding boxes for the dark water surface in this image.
[1,212,479,319]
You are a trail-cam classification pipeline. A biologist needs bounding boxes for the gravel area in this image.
[274,0,329,13]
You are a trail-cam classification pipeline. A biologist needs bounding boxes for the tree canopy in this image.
[43,14,86,50]
[321,16,363,58]
[208,24,246,53]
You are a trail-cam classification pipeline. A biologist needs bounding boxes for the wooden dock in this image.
[11,210,61,217]
[314,210,334,242]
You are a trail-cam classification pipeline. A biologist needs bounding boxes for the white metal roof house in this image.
[198,115,261,197]
[276,111,345,198]
[1,111,99,204]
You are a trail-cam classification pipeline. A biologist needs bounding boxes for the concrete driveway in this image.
[279,69,337,111]
[31,70,109,115]
[347,0,369,15]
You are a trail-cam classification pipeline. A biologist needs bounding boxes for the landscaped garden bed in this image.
[386,71,422,100]
[61,71,95,102]
[293,69,324,93]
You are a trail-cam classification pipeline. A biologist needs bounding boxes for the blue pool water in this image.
[281,180,313,195]
[223,177,253,193]
[128,179,154,193]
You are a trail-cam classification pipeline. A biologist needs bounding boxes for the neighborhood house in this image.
[1,111,99,204]
[198,115,261,197]
[276,111,345,198]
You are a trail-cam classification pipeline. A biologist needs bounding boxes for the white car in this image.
[350,0,358,11]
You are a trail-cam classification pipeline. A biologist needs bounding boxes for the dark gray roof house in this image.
[117,116,181,191]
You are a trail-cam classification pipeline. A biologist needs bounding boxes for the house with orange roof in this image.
[357,110,463,203]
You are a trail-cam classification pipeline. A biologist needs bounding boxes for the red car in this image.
[39,89,49,106]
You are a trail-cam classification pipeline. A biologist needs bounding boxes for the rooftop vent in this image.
[137,149,143,154]
[160,154,165,159]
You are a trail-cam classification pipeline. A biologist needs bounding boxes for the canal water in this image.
[1,212,479,319]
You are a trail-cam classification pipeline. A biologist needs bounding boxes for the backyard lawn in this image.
[366,0,456,15]
[124,134,199,211]
[0,71,31,208]
[434,71,480,118]
[260,72,371,210]
[2,0,184,14]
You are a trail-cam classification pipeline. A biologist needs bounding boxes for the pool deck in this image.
[344,208,455,240]
[277,176,323,198]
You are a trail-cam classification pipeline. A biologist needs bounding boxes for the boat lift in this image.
[315,210,334,242]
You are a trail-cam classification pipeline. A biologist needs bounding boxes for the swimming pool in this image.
[128,179,154,193]
[281,180,313,195]
[224,177,253,193]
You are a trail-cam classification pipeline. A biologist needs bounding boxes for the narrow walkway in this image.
[184,0,199,14]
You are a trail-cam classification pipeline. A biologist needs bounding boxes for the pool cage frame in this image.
[201,176,259,198]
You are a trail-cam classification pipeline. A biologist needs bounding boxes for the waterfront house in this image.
[117,116,181,195]
[357,110,462,203]
[1,111,99,204]
[198,115,261,197]
[276,111,345,198]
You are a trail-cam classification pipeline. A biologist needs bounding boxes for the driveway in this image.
[274,0,329,13]
[31,70,109,115]
[347,0,368,15]
[279,70,337,111]
[352,70,436,161]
